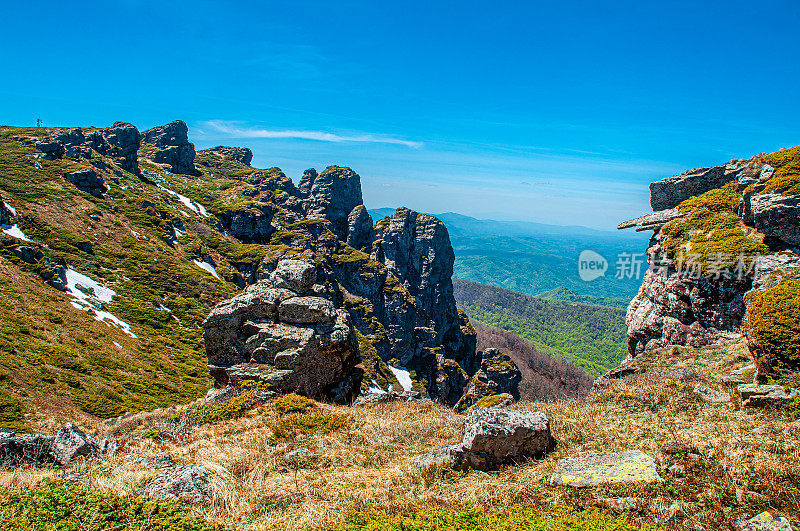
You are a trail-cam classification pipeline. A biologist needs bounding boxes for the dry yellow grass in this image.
[2,340,799,530]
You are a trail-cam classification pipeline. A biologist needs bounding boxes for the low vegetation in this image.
[744,279,800,382]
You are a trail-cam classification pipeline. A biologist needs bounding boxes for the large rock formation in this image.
[142,120,199,176]
[203,260,361,401]
[32,122,141,174]
[201,160,485,404]
[454,348,522,412]
[619,149,800,383]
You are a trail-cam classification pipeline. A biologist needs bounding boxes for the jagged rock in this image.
[346,205,373,249]
[0,196,11,226]
[224,203,277,243]
[693,384,731,403]
[211,146,253,165]
[142,120,199,176]
[64,169,107,197]
[649,160,760,211]
[353,389,422,406]
[270,259,316,293]
[304,166,363,240]
[738,384,798,408]
[144,465,212,504]
[203,265,360,400]
[748,193,800,246]
[454,348,521,412]
[625,267,746,356]
[617,208,687,232]
[723,364,756,385]
[50,424,96,466]
[297,168,316,197]
[736,511,794,531]
[102,122,141,174]
[137,453,175,470]
[0,433,54,468]
[278,297,335,324]
[550,450,662,487]
[35,140,64,159]
[416,408,554,471]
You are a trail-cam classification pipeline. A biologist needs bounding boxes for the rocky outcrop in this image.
[738,384,798,408]
[0,424,116,469]
[415,408,554,471]
[346,205,373,250]
[303,166,363,241]
[748,193,800,246]
[649,160,760,211]
[211,146,253,166]
[142,120,199,176]
[620,154,800,361]
[31,123,141,174]
[454,348,522,412]
[144,465,212,504]
[64,169,107,197]
[202,260,361,401]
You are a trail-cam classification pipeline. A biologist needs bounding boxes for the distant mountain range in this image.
[370,208,650,304]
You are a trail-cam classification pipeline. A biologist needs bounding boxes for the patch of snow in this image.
[388,365,413,391]
[174,226,186,238]
[113,341,123,349]
[3,202,17,216]
[131,230,140,240]
[1,224,31,242]
[64,268,137,338]
[158,185,209,217]
[368,380,388,394]
[193,259,220,279]
[65,269,115,303]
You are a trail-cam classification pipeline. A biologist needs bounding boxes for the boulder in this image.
[144,465,212,504]
[550,450,662,487]
[748,193,800,246]
[203,275,360,401]
[270,259,317,293]
[63,169,107,197]
[35,140,65,159]
[415,408,554,471]
[0,433,54,468]
[649,160,759,211]
[142,121,199,176]
[102,122,141,174]
[736,511,794,531]
[738,384,798,408]
[50,424,96,466]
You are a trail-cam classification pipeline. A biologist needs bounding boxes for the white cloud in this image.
[202,120,422,149]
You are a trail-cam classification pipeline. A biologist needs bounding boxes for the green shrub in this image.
[744,279,800,377]
[0,480,220,531]
[273,393,316,415]
[269,410,351,442]
[0,390,28,433]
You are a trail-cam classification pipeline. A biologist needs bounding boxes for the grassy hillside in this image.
[453,278,627,375]
[0,125,321,430]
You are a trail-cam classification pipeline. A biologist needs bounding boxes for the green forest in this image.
[453,279,628,375]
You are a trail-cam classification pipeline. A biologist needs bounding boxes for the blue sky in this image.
[3,0,799,229]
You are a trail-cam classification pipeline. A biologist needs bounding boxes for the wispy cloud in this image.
[202,120,422,149]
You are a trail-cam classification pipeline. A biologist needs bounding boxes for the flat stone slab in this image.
[736,511,794,531]
[550,450,662,487]
[693,384,731,403]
